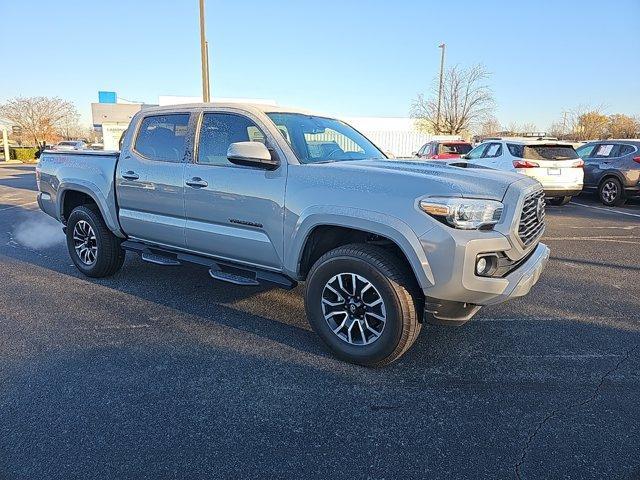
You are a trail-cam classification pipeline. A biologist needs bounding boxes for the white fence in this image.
[361,131,460,158]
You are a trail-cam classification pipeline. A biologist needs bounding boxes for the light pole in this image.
[199,0,211,102]
[436,43,446,134]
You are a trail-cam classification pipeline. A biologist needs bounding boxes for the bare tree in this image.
[549,105,609,141]
[478,117,501,136]
[0,97,79,146]
[411,64,495,135]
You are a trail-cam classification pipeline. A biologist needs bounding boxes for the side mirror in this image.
[460,154,469,160]
[411,151,418,157]
[227,142,279,170]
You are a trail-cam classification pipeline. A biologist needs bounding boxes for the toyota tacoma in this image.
[37,103,550,366]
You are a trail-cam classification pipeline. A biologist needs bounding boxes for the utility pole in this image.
[199,0,211,102]
[561,111,568,139]
[436,43,446,134]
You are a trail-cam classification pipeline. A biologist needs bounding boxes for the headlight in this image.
[419,197,503,230]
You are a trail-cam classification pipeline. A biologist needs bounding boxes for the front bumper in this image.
[417,181,550,324]
[482,242,549,304]
[419,224,550,306]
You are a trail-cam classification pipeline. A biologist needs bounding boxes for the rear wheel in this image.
[305,244,422,367]
[66,205,125,277]
[599,178,626,206]
[548,196,571,206]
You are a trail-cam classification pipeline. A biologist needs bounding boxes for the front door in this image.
[116,113,191,248]
[184,111,286,270]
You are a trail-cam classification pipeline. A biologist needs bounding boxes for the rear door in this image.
[576,143,598,186]
[116,112,192,248]
[585,143,618,186]
[183,110,286,269]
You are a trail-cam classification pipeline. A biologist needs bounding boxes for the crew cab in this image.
[36,103,549,366]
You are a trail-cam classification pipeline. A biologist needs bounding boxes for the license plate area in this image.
[547,168,561,175]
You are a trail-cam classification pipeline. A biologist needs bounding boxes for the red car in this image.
[414,141,473,160]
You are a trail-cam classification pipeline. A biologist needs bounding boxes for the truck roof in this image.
[141,102,317,117]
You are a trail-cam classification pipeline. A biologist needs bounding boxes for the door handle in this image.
[186,177,208,188]
[122,170,139,180]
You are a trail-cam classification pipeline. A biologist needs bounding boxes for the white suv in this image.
[465,139,584,205]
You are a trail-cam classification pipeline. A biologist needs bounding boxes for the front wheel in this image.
[305,244,422,367]
[599,178,626,206]
[548,196,571,206]
[66,205,125,277]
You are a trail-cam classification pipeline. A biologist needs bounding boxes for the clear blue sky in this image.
[1,0,639,130]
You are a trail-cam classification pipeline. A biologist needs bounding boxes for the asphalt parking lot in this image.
[0,163,638,480]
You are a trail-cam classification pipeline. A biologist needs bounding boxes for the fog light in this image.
[476,257,488,275]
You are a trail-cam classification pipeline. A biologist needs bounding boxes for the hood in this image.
[322,158,530,200]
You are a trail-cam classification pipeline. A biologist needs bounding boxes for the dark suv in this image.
[576,140,640,206]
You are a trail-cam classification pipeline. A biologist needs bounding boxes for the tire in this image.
[304,243,422,367]
[599,177,626,206]
[548,196,571,206]
[66,205,125,278]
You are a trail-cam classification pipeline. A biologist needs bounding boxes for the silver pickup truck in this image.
[37,103,549,366]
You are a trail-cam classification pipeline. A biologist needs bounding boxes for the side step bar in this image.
[209,269,259,286]
[121,240,297,290]
[141,252,181,266]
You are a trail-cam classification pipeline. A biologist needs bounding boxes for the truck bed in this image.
[36,149,123,236]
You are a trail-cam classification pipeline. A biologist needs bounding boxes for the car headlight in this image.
[419,197,503,230]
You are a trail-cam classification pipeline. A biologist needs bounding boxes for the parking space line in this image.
[0,201,38,212]
[570,201,640,219]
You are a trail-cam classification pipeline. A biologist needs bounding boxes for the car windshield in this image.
[440,143,472,154]
[266,113,386,164]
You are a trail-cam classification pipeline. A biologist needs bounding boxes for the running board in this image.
[141,252,181,266]
[208,269,259,286]
[120,240,297,290]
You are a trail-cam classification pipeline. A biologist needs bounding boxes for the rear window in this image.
[439,143,472,154]
[508,144,578,160]
[134,114,189,162]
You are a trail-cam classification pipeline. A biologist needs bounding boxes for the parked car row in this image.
[412,138,640,206]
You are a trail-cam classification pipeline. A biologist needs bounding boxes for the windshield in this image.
[266,113,386,164]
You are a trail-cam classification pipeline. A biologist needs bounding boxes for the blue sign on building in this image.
[98,91,117,104]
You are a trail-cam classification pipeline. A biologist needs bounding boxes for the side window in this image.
[593,144,616,158]
[615,144,635,157]
[483,143,502,158]
[197,113,265,167]
[507,143,524,158]
[466,144,487,160]
[134,114,190,162]
[427,143,436,156]
[576,144,596,159]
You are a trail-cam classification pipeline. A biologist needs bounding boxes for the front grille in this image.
[518,190,545,246]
